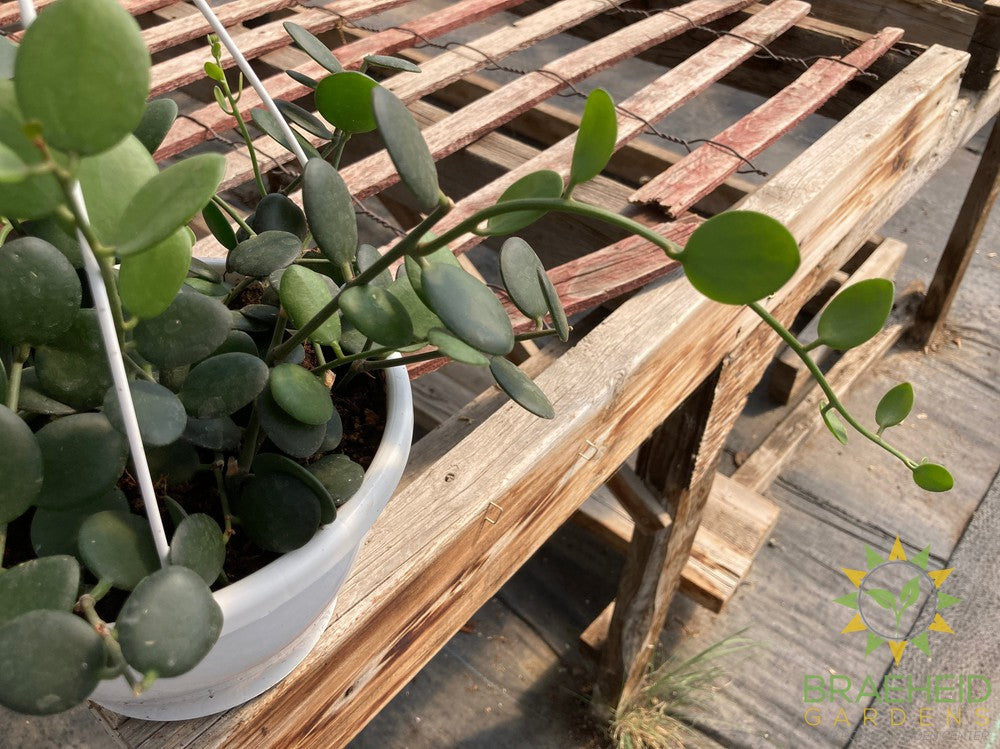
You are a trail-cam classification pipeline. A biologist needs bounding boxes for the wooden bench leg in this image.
[910,112,1000,347]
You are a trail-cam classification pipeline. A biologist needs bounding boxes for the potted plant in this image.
[0,0,952,723]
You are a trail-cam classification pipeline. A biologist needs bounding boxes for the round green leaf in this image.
[357,244,393,287]
[489,356,554,419]
[169,514,226,585]
[680,211,800,305]
[16,367,74,416]
[307,453,364,507]
[0,237,81,345]
[386,271,442,341]
[372,85,440,213]
[0,610,104,715]
[31,488,128,558]
[253,452,336,524]
[315,71,378,133]
[257,388,326,458]
[35,413,127,510]
[202,200,237,251]
[145,440,200,485]
[364,54,421,73]
[421,264,514,356]
[228,230,302,277]
[250,107,322,161]
[117,566,223,677]
[339,284,414,348]
[269,363,334,426]
[119,229,193,319]
[78,510,159,590]
[821,407,849,445]
[319,408,343,452]
[428,328,489,366]
[875,382,914,431]
[103,381,187,447]
[303,158,357,267]
[0,37,13,80]
[21,216,82,267]
[537,266,570,342]
[233,472,321,552]
[912,462,954,493]
[286,69,318,89]
[210,329,258,358]
[280,264,342,345]
[275,100,334,140]
[15,0,150,155]
[499,237,547,319]
[34,310,112,410]
[113,153,225,257]
[182,416,241,452]
[134,290,232,368]
[283,22,343,74]
[248,192,308,240]
[133,98,178,154]
[570,88,617,189]
[485,170,564,236]
[0,140,27,182]
[0,556,80,626]
[180,352,269,419]
[817,278,894,350]
[77,135,156,242]
[0,403,43,523]
[0,80,64,219]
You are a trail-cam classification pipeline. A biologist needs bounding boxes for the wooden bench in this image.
[39,0,998,743]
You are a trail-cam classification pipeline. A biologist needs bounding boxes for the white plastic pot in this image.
[90,364,413,720]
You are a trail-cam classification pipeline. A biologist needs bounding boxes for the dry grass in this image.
[609,631,753,749]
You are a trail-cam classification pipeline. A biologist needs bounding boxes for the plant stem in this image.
[268,198,453,364]
[216,70,266,197]
[212,456,234,541]
[78,593,139,691]
[417,198,684,259]
[222,275,255,307]
[211,195,256,238]
[358,329,561,372]
[6,343,29,411]
[748,302,916,469]
[237,408,261,473]
[329,131,350,169]
[312,344,397,374]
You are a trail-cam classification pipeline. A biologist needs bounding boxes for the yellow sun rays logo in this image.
[835,536,960,665]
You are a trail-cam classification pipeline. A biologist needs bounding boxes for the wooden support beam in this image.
[769,237,906,404]
[910,109,1000,346]
[963,0,1000,91]
[606,466,672,532]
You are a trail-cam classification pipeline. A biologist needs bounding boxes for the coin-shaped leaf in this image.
[134,290,232,368]
[103,380,187,447]
[422,264,514,356]
[0,80,64,219]
[253,452,336,524]
[339,284,414,348]
[210,329,258,358]
[307,453,364,508]
[821,407,849,445]
[286,69,318,89]
[319,408,343,453]
[78,510,159,590]
[133,98,178,154]
[202,200,237,251]
[30,488,128,558]
[386,271,442,341]
[275,99,334,140]
[498,237,547,319]
[280,264,342,345]
[680,211,800,305]
[364,54,421,73]
[485,170,564,236]
[537,266,569,342]
[34,310,111,410]
[875,382,914,431]
[315,71,379,133]
[118,229,192,319]
[233,472,321,552]
[250,107,322,162]
[283,22,342,74]
[570,88,617,190]
[248,192,308,240]
[35,413,127,510]
[182,416,242,452]
[257,389,326,458]
[372,86,439,212]
[0,237,81,344]
[228,230,302,277]
[145,440,200,485]
[0,610,104,715]
[404,245,460,307]
[428,328,489,366]
[77,135,156,242]
[912,462,954,493]
[357,244,393,287]
[21,216,81,267]
[269,363,334,426]
[489,356,554,419]
[303,159,357,267]
[15,0,150,155]
[817,278,894,350]
[169,514,226,585]
[117,566,223,677]
[180,352,269,419]
[0,404,43,523]
[0,556,79,626]
[16,368,74,416]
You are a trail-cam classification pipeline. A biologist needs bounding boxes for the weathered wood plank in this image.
[768,237,906,404]
[141,0,295,54]
[0,0,175,29]
[630,26,903,216]
[963,0,1000,91]
[806,0,978,48]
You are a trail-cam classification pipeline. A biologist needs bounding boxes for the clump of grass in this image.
[609,631,753,749]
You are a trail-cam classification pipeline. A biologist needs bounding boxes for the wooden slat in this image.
[964,0,1000,91]
[806,0,978,48]
[0,0,175,29]
[142,0,295,54]
[630,26,904,216]
[155,0,528,158]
